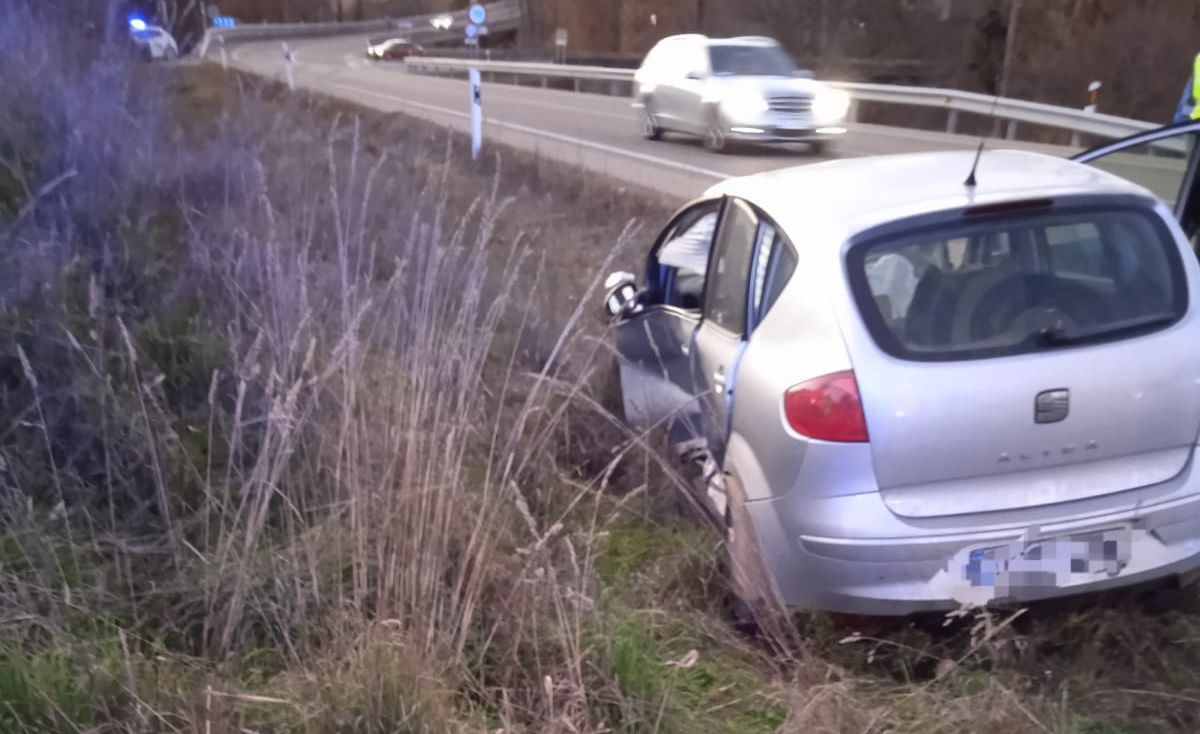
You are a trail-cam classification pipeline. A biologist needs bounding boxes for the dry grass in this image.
[2,3,1200,733]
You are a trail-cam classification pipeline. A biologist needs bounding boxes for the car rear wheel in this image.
[809,140,831,156]
[723,468,792,638]
[642,110,663,141]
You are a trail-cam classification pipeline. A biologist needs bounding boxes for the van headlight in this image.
[813,89,851,123]
[721,89,769,120]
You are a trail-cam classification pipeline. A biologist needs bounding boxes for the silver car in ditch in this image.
[602,122,1200,616]
[633,34,850,154]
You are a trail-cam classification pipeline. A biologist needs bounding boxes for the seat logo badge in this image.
[1035,389,1070,425]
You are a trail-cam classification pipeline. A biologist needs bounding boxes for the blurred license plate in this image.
[963,528,1132,595]
[780,116,810,130]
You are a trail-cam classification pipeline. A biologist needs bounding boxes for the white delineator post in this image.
[219,36,228,70]
[1072,81,1103,148]
[554,27,567,64]
[470,68,482,159]
[282,42,295,91]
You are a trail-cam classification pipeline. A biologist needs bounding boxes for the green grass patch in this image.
[594,609,784,734]
[596,523,723,609]
[0,636,126,732]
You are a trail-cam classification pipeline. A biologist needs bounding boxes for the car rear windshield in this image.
[708,45,796,77]
[848,204,1188,361]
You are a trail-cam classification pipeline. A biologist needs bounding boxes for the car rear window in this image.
[848,204,1188,361]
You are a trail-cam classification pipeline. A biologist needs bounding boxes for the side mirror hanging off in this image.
[603,271,639,319]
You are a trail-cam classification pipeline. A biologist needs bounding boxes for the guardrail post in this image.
[847,99,860,123]
[574,78,581,93]
[1005,120,1018,140]
[610,80,621,97]
[282,42,295,91]
[1070,131,1081,148]
[541,76,548,89]
[946,109,959,134]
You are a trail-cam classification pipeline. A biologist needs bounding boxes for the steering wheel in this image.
[969,274,1113,342]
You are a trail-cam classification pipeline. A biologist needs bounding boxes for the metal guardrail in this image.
[197,0,521,57]
[409,57,634,83]
[404,56,1159,143]
[835,81,1158,141]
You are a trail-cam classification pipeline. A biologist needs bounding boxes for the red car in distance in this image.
[367,38,425,61]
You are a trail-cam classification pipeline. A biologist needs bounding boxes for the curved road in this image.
[224,34,1080,199]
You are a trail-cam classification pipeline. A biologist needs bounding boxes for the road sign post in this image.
[469,68,482,160]
[554,28,567,64]
[465,22,479,56]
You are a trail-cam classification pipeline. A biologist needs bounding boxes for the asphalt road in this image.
[221,34,1088,200]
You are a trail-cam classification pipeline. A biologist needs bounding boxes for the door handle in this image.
[712,368,726,394]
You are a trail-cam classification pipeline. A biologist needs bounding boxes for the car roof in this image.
[705,149,1159,242]
[707,36,780,47]
[656,34,779,48]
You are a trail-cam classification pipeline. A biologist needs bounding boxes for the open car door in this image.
[1073,122,1200,249]
[612,199,724,441]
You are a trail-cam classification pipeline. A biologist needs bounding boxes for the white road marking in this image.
[331,82,730,181]
[224,41,885,178]
[345,61,637,123]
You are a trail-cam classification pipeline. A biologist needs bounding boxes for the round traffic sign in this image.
[468,4,487,25]
[465,22,479,38]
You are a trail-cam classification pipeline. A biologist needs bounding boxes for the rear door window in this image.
[704,199,759,333]
[750,222,797,327]
[848,203,1188,361]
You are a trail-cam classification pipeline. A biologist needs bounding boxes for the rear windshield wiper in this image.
[1037,313,1178,347]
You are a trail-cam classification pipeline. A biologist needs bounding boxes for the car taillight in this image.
[783,370,868,443]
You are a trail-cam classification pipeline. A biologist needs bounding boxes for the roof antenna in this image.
[964,138,986,188]
[964,91,1005,188]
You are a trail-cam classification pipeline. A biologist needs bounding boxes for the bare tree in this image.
[996,0,1021,98]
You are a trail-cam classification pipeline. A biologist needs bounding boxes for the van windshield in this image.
[708,45,796,77]
[848,204,1188,361]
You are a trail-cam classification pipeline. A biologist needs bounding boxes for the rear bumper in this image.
[745,453,1200,615]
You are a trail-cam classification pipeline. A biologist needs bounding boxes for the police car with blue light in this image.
[128,16,179,62]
